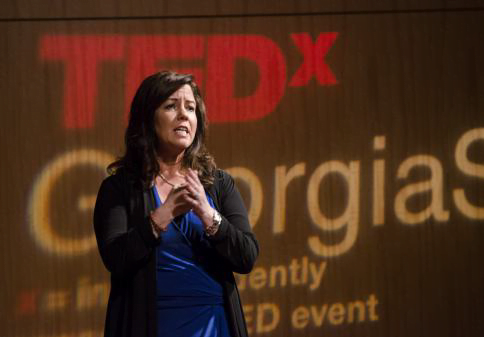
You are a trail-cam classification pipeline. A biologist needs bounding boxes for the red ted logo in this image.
[40,33,338,129]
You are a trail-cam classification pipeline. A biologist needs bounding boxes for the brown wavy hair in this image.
[108,71,216,188]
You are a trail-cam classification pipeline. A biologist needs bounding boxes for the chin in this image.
[173,141,193,152]
[164,137,194,154]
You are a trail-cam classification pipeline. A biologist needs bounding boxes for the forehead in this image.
[168,84,195,101]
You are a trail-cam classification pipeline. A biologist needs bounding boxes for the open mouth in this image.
[174,126,189,136]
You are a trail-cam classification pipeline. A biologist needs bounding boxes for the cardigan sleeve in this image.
[93,173,160,277]
[207,170,259,274]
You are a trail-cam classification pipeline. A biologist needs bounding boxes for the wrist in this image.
[201,208,215,227]
[149,212,161,237]
[150,210,170,234]
[206,209,222,236]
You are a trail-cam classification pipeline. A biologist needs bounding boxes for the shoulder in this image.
[100,167,126,187]
[96,170,125,202]
[213,168,230,181]
[212,169,236,192]
[94,168,145,216]
[206,169,233,208]
[98,167,141,196]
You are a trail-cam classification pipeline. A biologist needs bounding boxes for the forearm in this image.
[94,176,159,276]
[208,216,259,274]
[95,213,159,276]
[206,171,260,273]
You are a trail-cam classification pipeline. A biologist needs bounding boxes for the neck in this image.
[156,150,185,177]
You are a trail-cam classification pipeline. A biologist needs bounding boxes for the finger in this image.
[185,174,202,191]
[187,186,208,208]
[184,184,199,198]
[172,190,193,206]
[168,186,188,201]
[172,204,192,217]
[184,186,201,200]
[184,170,196,183]
[173,196,195,210]
[171,184,188,194]
[187,169,201,184]
[181,194,199,209]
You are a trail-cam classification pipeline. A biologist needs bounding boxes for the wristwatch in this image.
[206,209,222,236]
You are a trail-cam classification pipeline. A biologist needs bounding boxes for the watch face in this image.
[214,210,222,225]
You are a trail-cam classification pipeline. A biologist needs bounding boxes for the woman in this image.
[93,71,259,337]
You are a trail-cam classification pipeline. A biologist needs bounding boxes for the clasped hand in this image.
[150,169,214,233]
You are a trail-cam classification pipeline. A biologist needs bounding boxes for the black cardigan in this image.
[93,168,259,337]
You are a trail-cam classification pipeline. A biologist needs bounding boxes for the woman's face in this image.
[154,84,198,156]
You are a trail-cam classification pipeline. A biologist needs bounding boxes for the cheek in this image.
[154,121,163,137]
[191,116,198,135]
[155,114,171,137]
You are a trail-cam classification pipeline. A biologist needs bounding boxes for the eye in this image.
[164,103,176,110]
[187,105,196,112]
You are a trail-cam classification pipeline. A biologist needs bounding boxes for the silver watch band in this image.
[206,209,221,236]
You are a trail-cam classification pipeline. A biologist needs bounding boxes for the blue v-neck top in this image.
[152,186,231,337]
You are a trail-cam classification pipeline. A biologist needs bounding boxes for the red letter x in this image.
[16,289,38,316]
[289,32,338,87]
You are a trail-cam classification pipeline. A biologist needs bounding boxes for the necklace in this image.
[158,173,176,188]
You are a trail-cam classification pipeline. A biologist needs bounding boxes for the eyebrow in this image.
[165,97,196,104]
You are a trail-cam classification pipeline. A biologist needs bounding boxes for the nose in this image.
[177,105,189,119]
